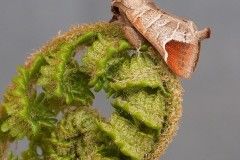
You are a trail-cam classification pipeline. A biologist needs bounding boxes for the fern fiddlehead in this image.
[0,22,182,160]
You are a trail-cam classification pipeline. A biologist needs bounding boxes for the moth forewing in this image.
[111,0,210,78]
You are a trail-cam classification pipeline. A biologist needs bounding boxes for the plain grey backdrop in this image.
[0,0,239,159]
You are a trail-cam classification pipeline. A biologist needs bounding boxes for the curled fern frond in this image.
[1,61,57,139]
[38,32,96,105]
[0,22,182,160]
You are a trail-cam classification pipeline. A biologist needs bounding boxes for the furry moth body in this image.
[111,0,211,78]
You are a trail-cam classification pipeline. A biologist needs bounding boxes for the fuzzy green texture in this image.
[99,113,154,160]
[112,90,166,130]
[0,22,182,160]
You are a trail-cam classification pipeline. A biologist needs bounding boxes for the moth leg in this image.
[122,25,146,53]
[110,6,147,53]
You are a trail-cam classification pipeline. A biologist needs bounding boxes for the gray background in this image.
[0,0,239,159]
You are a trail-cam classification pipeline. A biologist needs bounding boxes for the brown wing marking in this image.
[165,40,198,78]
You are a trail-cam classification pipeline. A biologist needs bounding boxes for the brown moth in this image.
[110,0,211,79]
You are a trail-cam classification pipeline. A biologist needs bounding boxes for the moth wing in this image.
[124,8,200,78]
[165,40,200,78]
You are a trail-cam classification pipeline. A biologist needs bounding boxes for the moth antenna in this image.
[196,28,211,41]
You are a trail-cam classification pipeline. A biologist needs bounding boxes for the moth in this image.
[110,0,211,79]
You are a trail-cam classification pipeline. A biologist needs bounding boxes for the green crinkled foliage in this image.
[0,22,182,160]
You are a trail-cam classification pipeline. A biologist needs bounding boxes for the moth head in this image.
[110,6,130,25]
[111,1,129,22]
[111,5,121,15]
[110,5,124,23]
